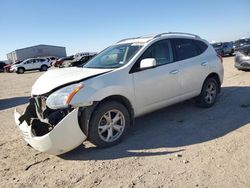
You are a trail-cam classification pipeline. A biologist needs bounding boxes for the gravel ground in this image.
[0,57,250,188]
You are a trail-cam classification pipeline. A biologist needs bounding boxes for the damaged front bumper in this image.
[14,103,87,155]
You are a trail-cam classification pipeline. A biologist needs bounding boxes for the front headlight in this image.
[46,83,83,109]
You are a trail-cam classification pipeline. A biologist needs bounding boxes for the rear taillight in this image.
[217,54,223,64]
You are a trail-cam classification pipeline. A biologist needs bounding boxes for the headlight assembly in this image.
[46,83,83,109]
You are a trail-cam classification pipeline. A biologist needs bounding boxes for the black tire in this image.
[88,101,130,148]
[40,65,48,71]
[195,77,219,108]
[17,67,25,74]
[220,51,224,57]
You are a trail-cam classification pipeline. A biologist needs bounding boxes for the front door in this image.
[23,59,33,70]
[132,39,181,115]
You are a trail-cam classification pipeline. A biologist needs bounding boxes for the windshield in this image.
[84,43,143,69]
[13,61,21,65]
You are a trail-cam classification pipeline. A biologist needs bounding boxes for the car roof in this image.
[117,32,202,45]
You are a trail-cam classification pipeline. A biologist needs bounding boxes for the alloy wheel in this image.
[98,109,125,142]
[204,82,217,104]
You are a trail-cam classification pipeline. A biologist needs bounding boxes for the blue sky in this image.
[0,0,249,60]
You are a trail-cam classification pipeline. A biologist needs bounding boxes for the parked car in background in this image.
[52,56,74,67]
[234,38,250,52]
[62,52,97,67]
[11,58,51,74]
[45,56,58,66]
[74,52,97,60]
[235,45,250,70]
[212,42,234,56]
[4,60,22,72]
[0,61,6,72]
[14,32,224,155]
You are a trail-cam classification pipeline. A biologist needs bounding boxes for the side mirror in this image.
[140,58,156,69]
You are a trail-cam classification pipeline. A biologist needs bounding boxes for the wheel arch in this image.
[18,66,25,70]
[41,64,48,68]
[78,95,135,137]
[204,72,221,93]
[17,66,25,73]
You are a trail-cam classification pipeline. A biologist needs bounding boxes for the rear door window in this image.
[172,39,198,61]
[25,60,32,64]
[33,59,38,63]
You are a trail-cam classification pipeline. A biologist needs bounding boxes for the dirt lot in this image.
[0,57,250,188]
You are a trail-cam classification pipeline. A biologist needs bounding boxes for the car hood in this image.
[32,67,112,95]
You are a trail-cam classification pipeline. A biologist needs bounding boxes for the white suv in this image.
[11,58,50,74]
[14,32,224,155]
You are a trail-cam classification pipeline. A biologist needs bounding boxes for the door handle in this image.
[169,70,179,74]
[201,62,208,66]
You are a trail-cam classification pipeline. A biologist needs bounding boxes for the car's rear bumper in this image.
[14,108,87,155]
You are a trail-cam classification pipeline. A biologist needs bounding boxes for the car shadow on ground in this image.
[0,96,29,111]
[18,70,45,74]
[61,86,250,161]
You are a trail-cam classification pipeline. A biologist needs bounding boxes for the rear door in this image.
[171,38,208,99]
[132,39,181,115]
[32,59,41,69]
[36,58,47,69]
[23,59,33,70]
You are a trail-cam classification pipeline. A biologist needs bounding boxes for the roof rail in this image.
[117,37,141,43]
[117,34,156,43]
[153,32,201,39]
[117,32,200,44]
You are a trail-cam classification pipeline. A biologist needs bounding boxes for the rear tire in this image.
[195,77,219,108]
[88,101,130,148]
[40,65,48,71]
[17,67,25,74]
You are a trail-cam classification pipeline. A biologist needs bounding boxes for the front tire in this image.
[88,101,130,148]
[195,77,219,108]
[17,67,25,74]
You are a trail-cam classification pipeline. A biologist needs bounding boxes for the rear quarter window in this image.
[194,40,208,55]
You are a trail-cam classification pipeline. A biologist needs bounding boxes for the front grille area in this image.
[32,95,73,127]
[34,95,49,119]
